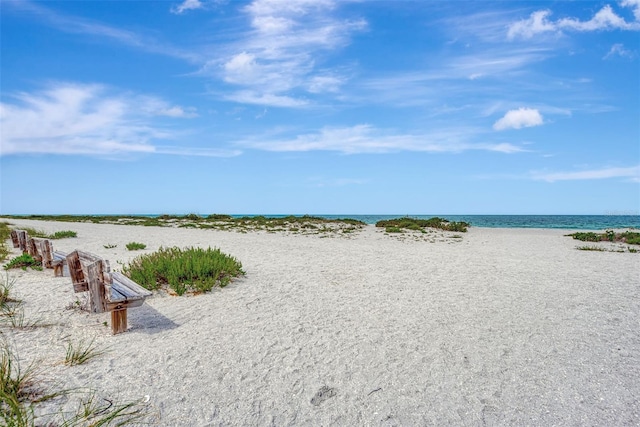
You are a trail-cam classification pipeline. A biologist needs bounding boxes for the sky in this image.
[1,0,639,215]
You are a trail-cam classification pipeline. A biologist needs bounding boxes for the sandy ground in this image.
[2,219,639,426]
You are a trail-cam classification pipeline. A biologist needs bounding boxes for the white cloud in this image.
[604,43,635,59]
[532,165,640,182]
[0,83,221,157]
[493,108,544,131]
[236,124,526,154]
[508,3,640,39]
[171,0,204,14]
[210,0,366,107]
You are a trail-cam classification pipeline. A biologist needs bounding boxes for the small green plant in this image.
[64,338,104,366]
[577,245,606,251]
[629,247,638,253]
[123,246,245,295]
[3,254,43,271]
[48,230,77,239]
[103,244,117,249]
[385,226,403,233]
[125,242,146,251]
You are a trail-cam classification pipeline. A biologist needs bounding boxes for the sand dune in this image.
[3,219,639,426]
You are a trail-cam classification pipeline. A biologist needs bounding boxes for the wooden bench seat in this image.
[67,250,152,334]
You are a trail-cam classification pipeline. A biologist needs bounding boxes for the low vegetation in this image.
[0,214,366,236]
[47,230,77,239]
[568,230,640,245]
[123,246,245,296]
[376,217,470,233]
[567,230,639,253]
[3,255,42,271]
[0,223,11,263]
[125,242,146,251]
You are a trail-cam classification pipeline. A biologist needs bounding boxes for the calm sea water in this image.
[232,215,640,230]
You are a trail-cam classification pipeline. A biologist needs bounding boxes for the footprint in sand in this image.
[310,385,337,406]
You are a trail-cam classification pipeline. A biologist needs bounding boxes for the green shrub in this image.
[3,254,42,271]
[376,217,469,233]
[123,246,245,295]
[126,242,146,251]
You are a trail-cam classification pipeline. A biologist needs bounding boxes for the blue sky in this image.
[1,0,638,215]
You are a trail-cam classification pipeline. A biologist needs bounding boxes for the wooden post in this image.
[27,238,38,258]
[111,309,128,334]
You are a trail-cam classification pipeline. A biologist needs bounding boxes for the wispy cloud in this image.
[508,2,640,39]
[235,124,527,154]
[5,0,199,62]
[493,108,544,131]
[0,83,237,157]
[603,43,635,59]
[171,0,204,15]
[204,0,367,107]
[532,165,640,182]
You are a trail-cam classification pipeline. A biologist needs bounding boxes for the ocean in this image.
[237,214,640,230]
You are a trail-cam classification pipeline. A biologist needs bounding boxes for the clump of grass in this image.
[376,217,470,233]
[64,338,104,366]
[123,246,245,296]
[125,242,146,251]
[3,254,43,271]
[385,226,403,233]
[20,227,48,239]
[103,244,117,249]
[48,230,77,239]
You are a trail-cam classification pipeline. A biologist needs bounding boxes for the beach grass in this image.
[64,338,104,366]
[123,246,245,296]
[0,223,11,263]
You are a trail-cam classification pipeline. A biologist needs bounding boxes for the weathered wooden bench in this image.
[10,229,28,253]
[66,250,152,334]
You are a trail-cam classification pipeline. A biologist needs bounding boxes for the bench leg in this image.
[53,262,63,277]
[111,309,128,334]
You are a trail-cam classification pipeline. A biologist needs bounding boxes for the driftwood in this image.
[66,250,152,334]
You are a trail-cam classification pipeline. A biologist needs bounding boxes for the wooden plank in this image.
[17,231,28,253]
[39,240,53,268]
[86,261,107,314]
[27,238,39,259]
[111,272,152,298]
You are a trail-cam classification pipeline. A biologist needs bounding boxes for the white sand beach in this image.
[3,219,640,426]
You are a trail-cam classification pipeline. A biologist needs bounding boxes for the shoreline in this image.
[2,219,639,425]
